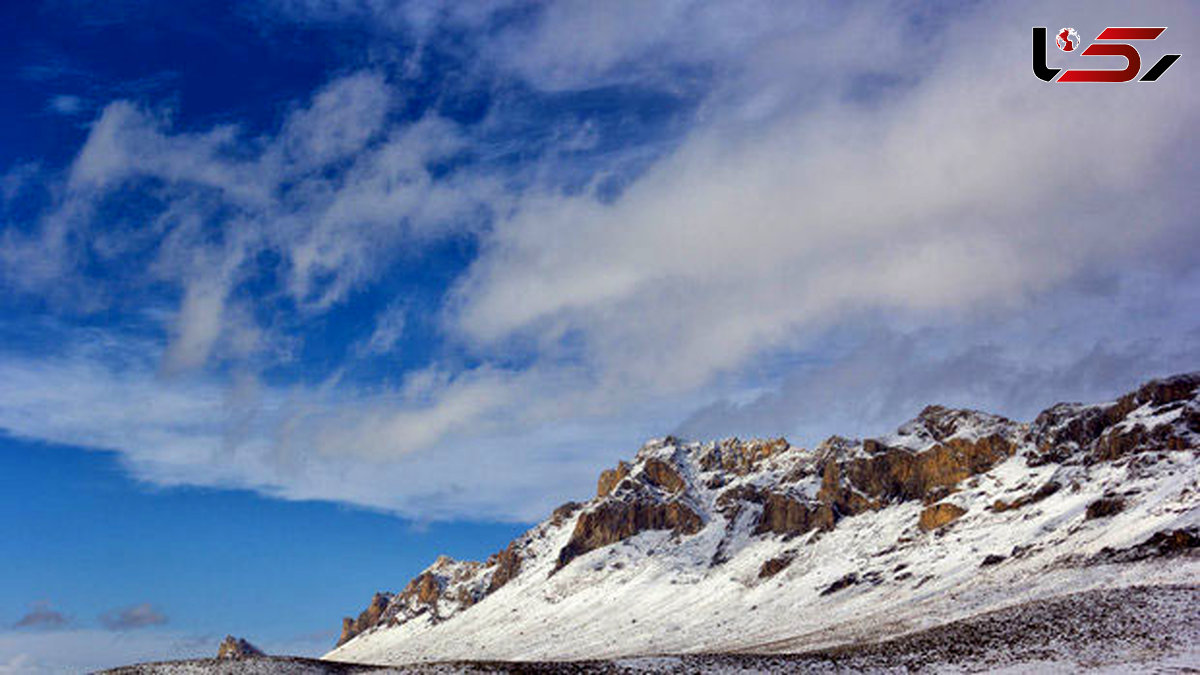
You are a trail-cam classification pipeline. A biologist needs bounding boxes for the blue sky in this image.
[0,434,525,659]
[1,0,1198,671]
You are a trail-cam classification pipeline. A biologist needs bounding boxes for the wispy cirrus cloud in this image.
[6,70,501,374]
[354,301,408,357]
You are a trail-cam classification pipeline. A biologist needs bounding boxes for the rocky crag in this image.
[216,636,265,659]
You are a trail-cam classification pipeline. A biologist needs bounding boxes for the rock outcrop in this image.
[919,503,967,531]
[1086,497,1125,519]
[338,592,391,647]
[216,636,264,659]
[556,497,703,570]
[597,461,631,497]
[1030,373,1199,465]
[753,491,835,537]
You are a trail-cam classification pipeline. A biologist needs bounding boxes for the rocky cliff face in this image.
[329,373,1200,661]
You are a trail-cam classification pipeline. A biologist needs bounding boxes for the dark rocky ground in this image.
[98,584,1199,674]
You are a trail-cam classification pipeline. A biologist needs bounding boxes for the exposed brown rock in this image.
[710,485,765,565]
[992,481,1061,512]
[1031,373,1200,464]
[550,501,582,526]
[815,458,879,516]
[1094,422,1191,462]
[1090,527,1199,564]
[754,492,835,537]
[715,485,766,511]
[486,542,522,594]
[914,405,979,441]
[642,458,687,493]
[1141,528,1199,554]
[556,498,703,570]
[919,503,967,531]
[758,553,795,579]
[699,438,789,474]
[1029,404,1115,464]
[1129,374,1200,408]
[712,412,1019,542]
[819,433,1017,519]
[597,461,631,497]
[921,485,954,506]
[1085,497,1125,520]
[217,635,264,659]
[821,572,859,595]
[408,572,441,605]
[337,592,391,647]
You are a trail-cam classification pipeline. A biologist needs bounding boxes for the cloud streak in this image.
[12,603,68,631]
[98,604,167,631]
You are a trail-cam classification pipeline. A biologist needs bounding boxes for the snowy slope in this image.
[326,373,1200,666]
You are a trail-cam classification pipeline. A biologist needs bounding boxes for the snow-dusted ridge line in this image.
[326,372,1200,666]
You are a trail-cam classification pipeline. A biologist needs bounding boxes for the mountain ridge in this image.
[326,372,1200,665]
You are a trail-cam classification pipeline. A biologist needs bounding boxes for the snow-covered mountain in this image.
[325,373,1200,667]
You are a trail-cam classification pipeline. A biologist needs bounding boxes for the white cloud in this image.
[68,102,261,203]
[278,71,392,170]
[47,94,84,116]
[0,0,1196,522]
[163,277,231,373]
[677,268,1200,445]
[11,70,498,372]
[0,332,629,521]
[448,0,1199,394]
[355,301,407,356]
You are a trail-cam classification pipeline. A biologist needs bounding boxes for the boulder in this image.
[1085,497,1125,520]
[919,503,967,531]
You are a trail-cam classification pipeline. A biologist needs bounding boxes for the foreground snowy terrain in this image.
[101,585,1200,673]
[104,373,1200,673]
